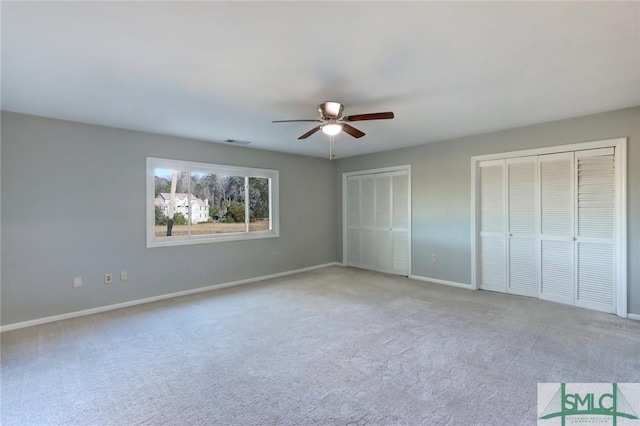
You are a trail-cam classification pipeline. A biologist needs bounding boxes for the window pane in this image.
[188,173,246,235]
[154,168,190,237]
[249,177,270,232]
[188,172,212,236]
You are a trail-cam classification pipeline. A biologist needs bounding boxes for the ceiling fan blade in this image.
[298,126,321,139]
[343,112,394,122]
[341,123,365,138]
[272,119,322,123]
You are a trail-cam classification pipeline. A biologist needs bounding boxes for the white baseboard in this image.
[628,313,640,322]
[410,275,472,289]
[1,262,342,333]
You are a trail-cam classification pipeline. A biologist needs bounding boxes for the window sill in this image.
[147,230,279,248]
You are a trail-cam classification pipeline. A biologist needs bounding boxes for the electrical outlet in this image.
[273,251,278,259]
[73,276,82,288]
[120,270,128,281]
[104,273,113,284]
[432,254,437,262]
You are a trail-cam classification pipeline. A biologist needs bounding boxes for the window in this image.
[147,157,279,247]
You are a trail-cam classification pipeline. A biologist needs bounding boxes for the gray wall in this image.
[2,106,639,326]
[334,106,640,315]
[1,112,336,325]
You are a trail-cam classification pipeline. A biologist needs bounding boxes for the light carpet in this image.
[2,266,639,425]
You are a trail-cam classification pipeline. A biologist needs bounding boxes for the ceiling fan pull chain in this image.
[329,135,336,160]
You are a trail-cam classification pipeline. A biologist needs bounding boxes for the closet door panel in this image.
[479,161,505,234]
[347,228,360,267]
[577,150,615,239]
[478,160,506,292]
[508,238,538,297]
[375,175,391,229]
[359,176,376,269]
[360,176,375,229]
[575,148,616,313]
[391,172,409,274]
[346,177,361,266]
[539,152,574,304]
[392,174,409,229]
[540,154,574,237]
[346,178,360,228]
[393,231,409,273]
[479,236,506,292]
[360,229,376,270]
[540,240,574,305]
[506,157,538,297]
[576,242,614,312]
[508,158,537,235]
[376,230,394,272]
[375,174,394,272]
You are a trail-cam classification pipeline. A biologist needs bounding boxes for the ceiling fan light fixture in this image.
[322,123,342,136]
[319,101,344,119]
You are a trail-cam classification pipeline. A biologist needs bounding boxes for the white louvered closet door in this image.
[539,152,575,305]
[375,174,394,272]
[575,148,616,313]
[478,160,506,292]
[475,142,622,315]
[392,172,409,274]
[506,157,538,297]
[345,169,411,276]
[346,176,361,267]
[359,176,376,270]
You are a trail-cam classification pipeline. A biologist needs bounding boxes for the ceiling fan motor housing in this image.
[319,101,343,119]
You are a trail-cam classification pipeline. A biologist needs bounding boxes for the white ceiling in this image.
[2,2,639,159]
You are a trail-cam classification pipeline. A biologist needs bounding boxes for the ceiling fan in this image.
[272,101,394,140]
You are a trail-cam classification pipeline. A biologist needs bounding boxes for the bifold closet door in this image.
[538,149,616,313]
[346,171,410,276]
[392,173,409,274]
[506,157,538,297]
[575,148,616,313]
[375,172,410,275]
[539,152,575,305]
[346,176,361,268]
[478,160,506,292]
[359,175,376,269]
[375,174,394,272]
[477,145,619,314]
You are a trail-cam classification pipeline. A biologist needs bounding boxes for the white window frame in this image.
[147,157,279,248]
